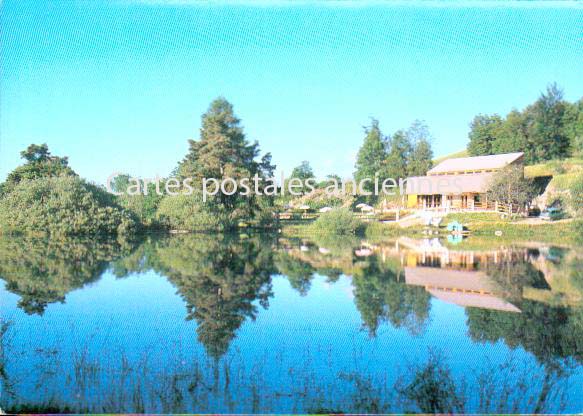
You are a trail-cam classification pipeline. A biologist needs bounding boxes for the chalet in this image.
[405,152,524,211]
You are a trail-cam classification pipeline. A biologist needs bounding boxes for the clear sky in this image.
[1,1,582,183]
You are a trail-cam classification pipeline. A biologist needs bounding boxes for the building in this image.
[398,237,522,312]
[405,152,524,211]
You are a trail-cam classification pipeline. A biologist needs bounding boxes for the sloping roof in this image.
[405,267,494,292]
[427,289,521,313]
[405,266,521,312]
[405,173,493,195]
[428,152,524,175]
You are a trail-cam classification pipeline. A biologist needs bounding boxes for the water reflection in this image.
[0,237,135,315]
[0,234,582,413]
[153,235,276,359]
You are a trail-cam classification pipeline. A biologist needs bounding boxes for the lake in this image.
[0,234,582,413]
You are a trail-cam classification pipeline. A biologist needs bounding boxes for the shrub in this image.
[309,208,363,235]
[155,192,234,232]
[0,176,138,237]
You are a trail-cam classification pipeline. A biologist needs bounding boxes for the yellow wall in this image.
[407,194,418,208]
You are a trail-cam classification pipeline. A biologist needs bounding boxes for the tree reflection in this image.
[274,252,315,296]
[152,235,276,359]
[0,237,135,314]
[395,351,465,413]
[352,255,431,336]
[467,252,583,365]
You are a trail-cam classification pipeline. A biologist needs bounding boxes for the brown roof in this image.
[404,173,493,195]
[428,152,523,175]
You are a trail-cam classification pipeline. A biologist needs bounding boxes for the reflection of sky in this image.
[1,270,582,413]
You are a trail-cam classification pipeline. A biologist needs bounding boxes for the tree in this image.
[406,120,434,176]
[492,109,529,155]
[153,235,275,358]
[1,143,76,196]
[288,160,315,195]
[291,160,315,181]
[352,255,430,337]
[526,83,570,162]
[467,114,503,156]
[466,84,581,162]
[385,130,413,180]
[486,165,536,214]
[112,174,164,228]
[177,97,275,222]
[562,98,583,156]
[354,119,389,194]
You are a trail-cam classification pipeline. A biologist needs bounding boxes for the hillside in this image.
[433,149,469,165]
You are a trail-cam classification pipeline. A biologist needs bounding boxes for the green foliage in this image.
[153,234,275,358]
[288,160,316,194]
[467,114,503,156]
[274,252,315,296]
[569,173,583,215]
[1,143,76,196]
[467,84,580,163]
[0,176,138,237]
[309,208,363,235]
[352,255,430,336]
[177,97,275,220]
[112,175,164,228]
[290,160,315,181]
[155,192,233,232]
[0,237,135,314]
[486,165,537,213]
[354,119,390,193]
[563,98,583,156]
[396,351,465,413]
[353,119,433,202]
[386,129,413,179]
[407,121,434,176]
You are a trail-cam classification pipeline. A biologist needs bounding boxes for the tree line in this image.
[0,84,581,237]
[467,84,583,163]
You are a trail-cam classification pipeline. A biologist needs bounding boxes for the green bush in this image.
[570,173,583,215]
[0,176,138,237]
[117,192,163,228]
[155,192,234,232]
[309,208,363,235]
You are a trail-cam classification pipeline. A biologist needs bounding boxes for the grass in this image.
[282,213,583,246]
[433,149,468,165]
[524,157,583,178]
[443,212,503,224]
[463,219,582,245]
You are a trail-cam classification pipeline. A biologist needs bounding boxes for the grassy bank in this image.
[281,213,583,246]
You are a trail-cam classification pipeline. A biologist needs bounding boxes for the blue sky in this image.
[1,1,582,183]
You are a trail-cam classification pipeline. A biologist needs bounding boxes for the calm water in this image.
[0,234,582,413]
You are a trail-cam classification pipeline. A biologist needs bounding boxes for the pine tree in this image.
[177,97,275,218]
[354,119,389,193]
[386,130,413,180]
